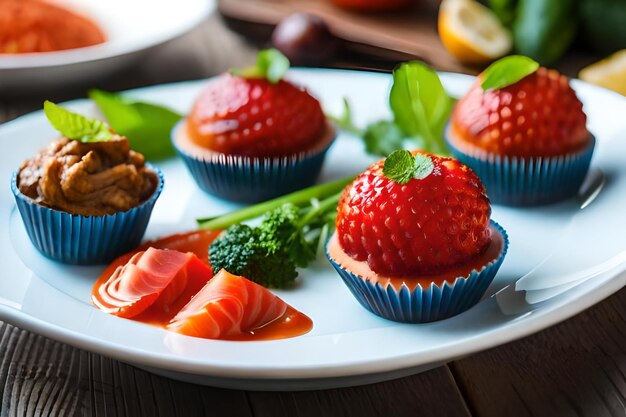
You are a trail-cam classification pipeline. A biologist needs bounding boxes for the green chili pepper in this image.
[512,0,577,65]
[487,0,517,27]
[580,0,626,54]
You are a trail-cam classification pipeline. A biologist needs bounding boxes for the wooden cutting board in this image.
[218,0,476,74]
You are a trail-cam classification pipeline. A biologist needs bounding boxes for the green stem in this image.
[298,191,343,228]
[197,176,355,230]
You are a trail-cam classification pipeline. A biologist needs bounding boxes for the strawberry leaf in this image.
[480,55,539,90]
[256,48,290,84]
[230,49,290,84]
[43,101,113,143]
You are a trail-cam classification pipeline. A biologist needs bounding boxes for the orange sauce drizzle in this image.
[327,225,504,291]
[91,230,312,341]
[218,306,312,342]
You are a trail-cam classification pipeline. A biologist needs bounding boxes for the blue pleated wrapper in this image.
[326,221,509,323]
[444,126,596,206]
[172,120,337,203]
[11,165,164,265]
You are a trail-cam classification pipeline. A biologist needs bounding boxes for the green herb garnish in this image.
[198,176,354,288]
[197,176,353,230]
[390,61,455,156]
[43,100,113,143]
[382,150,434,184]
[89,89,182,161]
[480,55,539,90]
[363,121,405,157]
[328,61,455,158]
[230,48,290,84]
[327,97,361,136]
[326,99,405,156]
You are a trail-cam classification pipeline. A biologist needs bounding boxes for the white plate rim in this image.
[1,69,625,387]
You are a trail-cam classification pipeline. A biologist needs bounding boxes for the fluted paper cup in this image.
[172,119,336,203]
[326,221,509,323]
[11,165,163,265]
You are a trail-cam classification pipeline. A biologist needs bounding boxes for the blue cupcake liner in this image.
[172,120,336,203]
[444,126,596,206]
[11,164,163,265]
[326,221,509,323]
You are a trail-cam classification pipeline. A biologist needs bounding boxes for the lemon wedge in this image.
[579,50,626,96]
[438,0,512,65]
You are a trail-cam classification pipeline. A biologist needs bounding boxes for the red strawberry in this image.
[187,74,325,157]
[451,67,589,157]
[336,151,491,276]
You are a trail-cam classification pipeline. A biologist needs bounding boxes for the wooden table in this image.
[2,13,626,417]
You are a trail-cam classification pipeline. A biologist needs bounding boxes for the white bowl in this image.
[0,0,214,91]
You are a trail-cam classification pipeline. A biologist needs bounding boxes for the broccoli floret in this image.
[209,205,315,288]
[206,196,340,289]
[257,203,317,268]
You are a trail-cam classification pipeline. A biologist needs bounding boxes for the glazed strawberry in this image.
[451,67,589,157]
[187,73,325,157]
[336,150,491,276]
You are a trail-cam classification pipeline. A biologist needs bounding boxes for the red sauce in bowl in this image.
[0,0,106,54]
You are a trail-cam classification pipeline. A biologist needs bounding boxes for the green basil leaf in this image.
[363,120,405,157]
[480,55,539,90]
[389,61,454,156]
[43,100,113,143]
[89,89,182,161]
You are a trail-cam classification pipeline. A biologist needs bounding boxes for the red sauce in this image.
[0,0,106,54]
[91,230,312,341]
[327,225,505,291]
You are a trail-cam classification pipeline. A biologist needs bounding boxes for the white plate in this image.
[0,0,213,91]
[1,69,626,391]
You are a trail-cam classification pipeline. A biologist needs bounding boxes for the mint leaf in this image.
[383,150,416,184]
[413,153,434,180]
[44,100,113,143]
[89,89,181,161]
[390,61,454,156]
[481,55,539,90]
[363,120,405,157]
[383,150,434,184]
[256,48,290,84]
[230,48,290,84]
